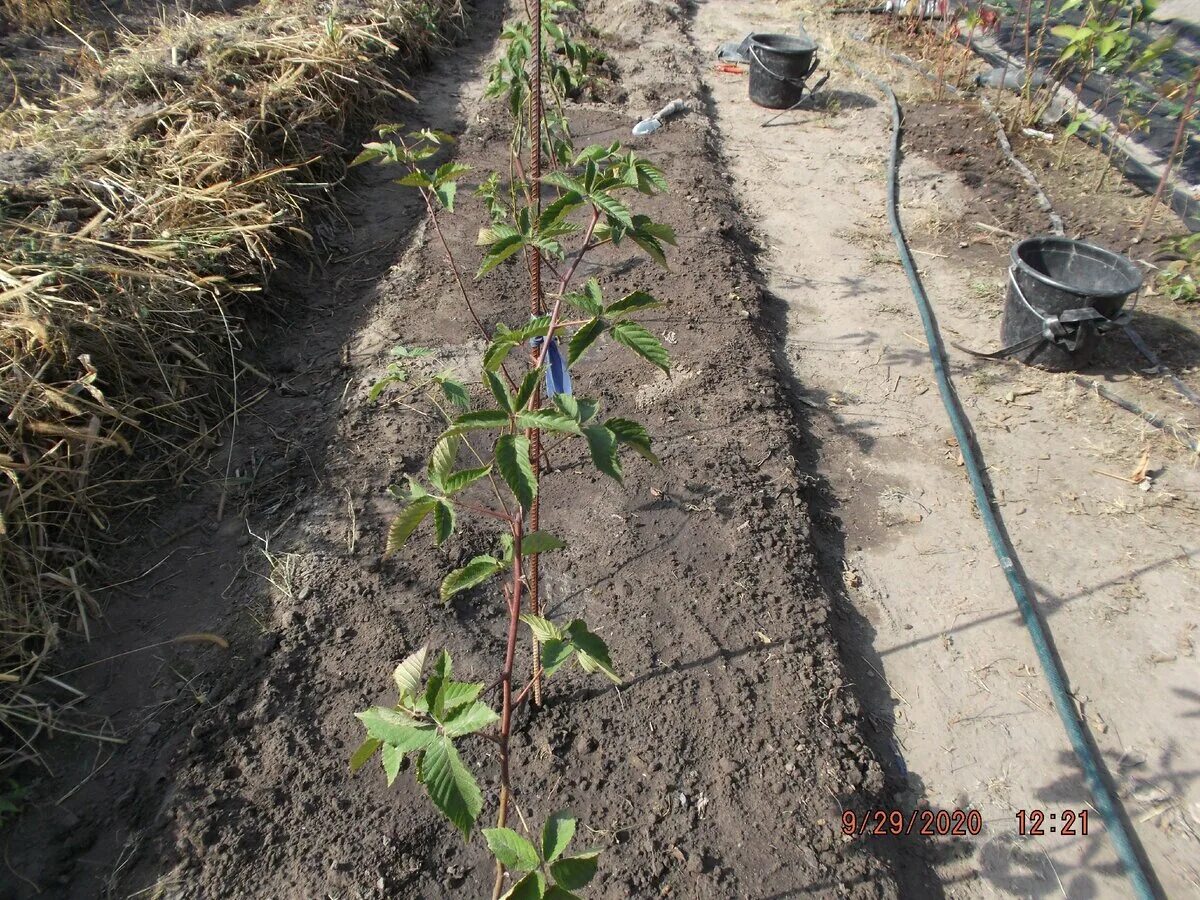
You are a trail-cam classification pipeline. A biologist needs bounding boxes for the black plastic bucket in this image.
[1001,237,1143,371]
[748,34,819,109]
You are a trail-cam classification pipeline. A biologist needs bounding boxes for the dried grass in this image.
[0,0,73,32]
[0,0,467,770]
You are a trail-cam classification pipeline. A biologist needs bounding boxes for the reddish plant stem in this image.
[525,210,603,375]
[492,516,524,900]
[1138,66,1199,239]
[554,208,603,298]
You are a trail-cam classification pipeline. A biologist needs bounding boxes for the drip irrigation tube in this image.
[1073,376,1200,454]
[843,57,1161,899]
[1122,323,1200,413]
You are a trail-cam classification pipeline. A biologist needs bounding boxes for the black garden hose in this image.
[842,56,1162,899]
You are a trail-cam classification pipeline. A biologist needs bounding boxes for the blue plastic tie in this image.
[531,336,573,397]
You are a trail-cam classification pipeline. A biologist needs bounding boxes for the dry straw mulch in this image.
[0,0,466,769]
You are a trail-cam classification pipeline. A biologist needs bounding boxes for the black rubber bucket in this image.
[748,34,819,109]
[1001,236,1143,371]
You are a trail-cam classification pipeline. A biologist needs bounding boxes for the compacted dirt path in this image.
[4,1,904,898]
[696,1,1200,897]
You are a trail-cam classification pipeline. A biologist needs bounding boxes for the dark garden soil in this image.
[901,101,1050,244]
[1,1,904,898]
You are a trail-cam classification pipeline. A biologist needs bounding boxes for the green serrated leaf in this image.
[418,735,483,838]
[540,192,585,231]
[484,337,521,372]
[478,236,527,277]
[543,170,587,195]
[433,162,471,185]
[542,811,577,862]
[541,638,575,678]
[642,222,677,246]
[510,316,553,341]
[486,370,514,412]
[485,827,541,872]
[496,434,537,509]
[350,737,381,773]
[591,190,632,227]
[565,621,620,683]
[386,499,438,555]
[381,743,406,786]
[476,221,519,248]
[515,369,541,410]
[452,409,511,431]
[351,146,387,167]
[515,410,581,434]
[521,614,563,643]
[356,708,439,749]
[549,851,600,890]
[521,531,566,555]
[439,681,483,711]
[563,290,603,318]
[390,345,434,359]
[568,317,605,366]
[582,425,622,483]
[441,465,492,495]
[369,372,406,402]
[633,158,668,193]
[392,646,428,700]
[424,650,452,718]
[435,182,457,212]
[573,144,610,165]
[442,700,500,737]
[609,322,669,373]
[629,218,675,268]
[552,394,580,420]
[582,278,604,308]
[554,395,598,423]
[396,170,433,188]
[502,871,547,900]
[433,501,456,545]
[605,417,658,464]
[438,375,471,411]
[440,555,504,602]
[605,290,660,316]
[430,434,462,486]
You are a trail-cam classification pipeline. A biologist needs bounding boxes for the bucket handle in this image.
[1008,266,1137,353]
[749,44,820,86]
